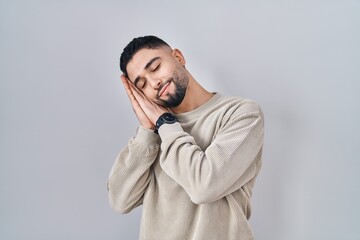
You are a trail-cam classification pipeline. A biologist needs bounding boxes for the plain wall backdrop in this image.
[1,0,359,239]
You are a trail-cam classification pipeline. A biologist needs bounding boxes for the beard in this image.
[157,69,188,108]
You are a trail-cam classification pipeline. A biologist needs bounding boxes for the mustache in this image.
[157,78,173,98]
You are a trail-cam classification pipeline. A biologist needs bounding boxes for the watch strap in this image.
[154,112,179,134]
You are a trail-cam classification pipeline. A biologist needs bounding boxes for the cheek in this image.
[157,64,175,78]
[142,88,157,100]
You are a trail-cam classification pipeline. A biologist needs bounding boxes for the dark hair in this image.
[119,35,170,77]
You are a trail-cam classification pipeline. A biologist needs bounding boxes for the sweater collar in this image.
[174,92,221,121]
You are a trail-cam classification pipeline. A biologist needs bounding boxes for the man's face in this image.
[126,46,189,108]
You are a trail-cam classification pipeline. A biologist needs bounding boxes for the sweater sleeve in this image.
[158,101,264,204]
[108,126,160,213]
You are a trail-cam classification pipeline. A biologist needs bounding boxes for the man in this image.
[108,35,264,240]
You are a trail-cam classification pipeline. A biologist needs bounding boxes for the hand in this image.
[121,75,154,129]
[121,75,167,129]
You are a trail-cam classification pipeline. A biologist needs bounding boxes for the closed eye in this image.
[153,64,161,72]
[135,79,146,89]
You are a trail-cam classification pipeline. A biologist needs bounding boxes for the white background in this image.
[1,0,359,239]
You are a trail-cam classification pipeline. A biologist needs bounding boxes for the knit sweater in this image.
[108,93,264,240]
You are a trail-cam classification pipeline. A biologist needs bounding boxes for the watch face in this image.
[155,113,178,133]
[164,113,176,121]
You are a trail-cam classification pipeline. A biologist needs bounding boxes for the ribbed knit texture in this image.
[108,93,264,240]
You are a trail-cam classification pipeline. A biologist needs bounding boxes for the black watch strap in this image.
[154,112,179,134]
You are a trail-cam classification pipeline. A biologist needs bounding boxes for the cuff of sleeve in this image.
[158,122,184,140]
[134,125,159,144]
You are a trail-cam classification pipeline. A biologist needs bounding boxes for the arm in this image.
[158,102,264,204]
[120,76,264,204]
[108,126,159,213]
[107,76,164,213]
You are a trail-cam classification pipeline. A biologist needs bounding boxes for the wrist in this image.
[154,112,179,134]
[141,123,155,130]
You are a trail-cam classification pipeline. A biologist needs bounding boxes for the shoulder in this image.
[215,94,263,118]
[214,95,264,134]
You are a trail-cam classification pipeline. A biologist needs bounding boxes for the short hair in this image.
[119,35,170,77]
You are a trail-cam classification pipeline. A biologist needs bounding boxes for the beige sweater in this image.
[108,93,264,240]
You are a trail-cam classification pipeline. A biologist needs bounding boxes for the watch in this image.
[154,112,179,134]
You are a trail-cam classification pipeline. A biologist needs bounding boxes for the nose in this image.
[149,77,162,89]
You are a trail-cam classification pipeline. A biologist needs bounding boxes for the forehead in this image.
[126,47,172,82]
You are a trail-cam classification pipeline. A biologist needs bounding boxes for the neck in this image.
[170,74,214,114]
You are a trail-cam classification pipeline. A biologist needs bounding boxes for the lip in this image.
[158,81,170,97]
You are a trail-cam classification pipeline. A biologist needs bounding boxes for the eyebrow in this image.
[133,56,161,87]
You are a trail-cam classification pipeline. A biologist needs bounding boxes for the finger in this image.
[120,75,142,109]
[120,75,144,101]
[120,75,133,95]
[120,75,136,100]
[126,79,148,102]
[129,83,145,101]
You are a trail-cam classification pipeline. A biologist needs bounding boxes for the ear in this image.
[172,48,186,66]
